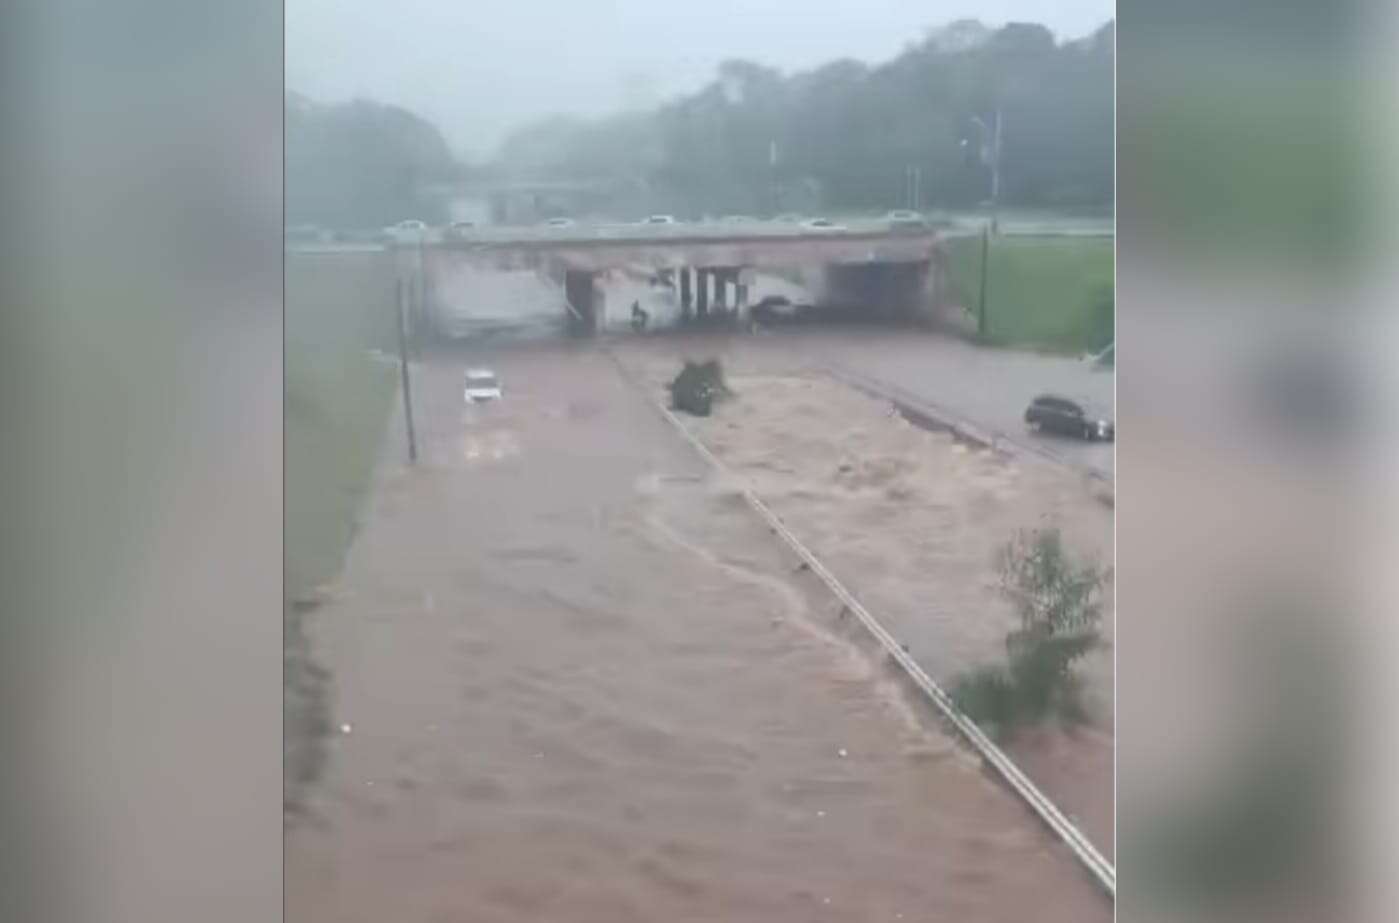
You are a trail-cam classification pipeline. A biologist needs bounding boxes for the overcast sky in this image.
[287,0,1113,159]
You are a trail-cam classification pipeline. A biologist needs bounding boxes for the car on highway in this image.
[543,217,576,228]
[750,294,811,325]
[384,219,428,243]
[802,217,845,231]
[463,369,503,403]
[447,219,481,239]
[641,215,678,225]
[885,209,928,230]
[1024,394,1114,441]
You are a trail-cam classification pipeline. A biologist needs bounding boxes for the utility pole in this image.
[395,277,418,464]
[989,106,1002,234]
[969,107,1003,233]
[768,139,779,215]
[977,223,990,340]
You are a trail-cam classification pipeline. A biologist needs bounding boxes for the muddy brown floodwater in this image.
[613,334,1115,857]
[285,340,1110,922]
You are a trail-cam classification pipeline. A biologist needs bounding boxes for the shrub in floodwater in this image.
[951,526,1107,737]
[669,358,731,417]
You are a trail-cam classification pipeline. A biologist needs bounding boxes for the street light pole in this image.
[970,108,1002,233]
[977,223,990,340]
[395,277,418,464]
[989,106,1002,233]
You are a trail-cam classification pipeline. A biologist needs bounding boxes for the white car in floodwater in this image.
[463,369,503,403]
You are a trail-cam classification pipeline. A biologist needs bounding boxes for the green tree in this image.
[952,527,1108,736]
[491,19,1115,216]
[286,93,458,228]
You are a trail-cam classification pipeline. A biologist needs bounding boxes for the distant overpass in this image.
[415,220,939,271]
[393,220,944,335]
[284,220,946,336]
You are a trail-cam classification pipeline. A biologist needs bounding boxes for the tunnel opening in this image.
[419,234,946,344]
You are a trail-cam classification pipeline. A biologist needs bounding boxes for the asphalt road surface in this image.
[783,329,1115,479]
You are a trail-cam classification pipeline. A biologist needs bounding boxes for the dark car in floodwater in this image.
[1025,394,1115,441]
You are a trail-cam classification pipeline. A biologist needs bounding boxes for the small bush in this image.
[951,665,1018,729]
[951,527,1108,737]
[669,358,732,416]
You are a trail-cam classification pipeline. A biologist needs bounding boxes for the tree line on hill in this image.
[495,19,1114,216]
[285,18,1113,227]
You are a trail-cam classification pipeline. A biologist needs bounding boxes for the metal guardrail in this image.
[605,349,1116,899]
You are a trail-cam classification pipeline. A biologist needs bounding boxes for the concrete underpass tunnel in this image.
[564,269,600,336]
[821,260,931,321]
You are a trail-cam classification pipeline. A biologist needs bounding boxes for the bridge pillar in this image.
[679,267,693,318]
[564,269,599,336]
[696,268,710,317]
[712,270,729,311]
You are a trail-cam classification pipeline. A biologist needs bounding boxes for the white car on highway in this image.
[641,215,678,225]
[885,209,928,230]
[463,368,503,403]
[386,219,427,242]
[802,217,845,231]
[543,217,576,228]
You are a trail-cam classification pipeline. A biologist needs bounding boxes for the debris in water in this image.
[669,359,730,417]
[837,748,848,758]
[816,810,826,818]
[794,561,810,573]
[339,722,353,735]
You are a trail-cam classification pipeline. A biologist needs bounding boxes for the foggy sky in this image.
[287,0,1114,159]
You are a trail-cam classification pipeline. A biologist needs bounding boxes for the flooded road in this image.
[612,337,1114,855]
[285,340,1109,921]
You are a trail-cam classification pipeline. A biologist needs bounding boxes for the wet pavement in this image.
[784,328,1115,479]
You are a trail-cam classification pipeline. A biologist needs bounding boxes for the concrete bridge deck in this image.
[408,222,940,274]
